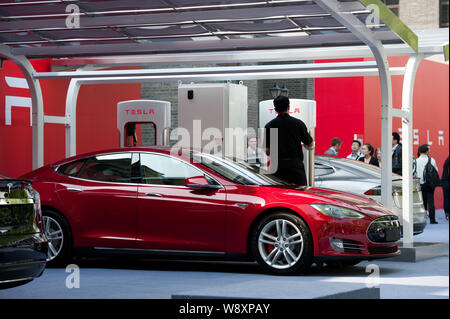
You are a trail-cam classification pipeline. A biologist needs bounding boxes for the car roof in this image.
[51,146,194,166]
[315,155,404,181]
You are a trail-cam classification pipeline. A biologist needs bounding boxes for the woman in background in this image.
[359,143,379,167]
[375,147,382,164]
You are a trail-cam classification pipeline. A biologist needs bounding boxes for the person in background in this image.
[247,136,267,166]
[375,147,382,164]
[358,143,379,167]
[347,140,362,160]
[125,123,137,147]
[416,144,439,224]
[264,95,314,186]
[324,137,342,156]
[392,132,403,175]
[442,156,449,221]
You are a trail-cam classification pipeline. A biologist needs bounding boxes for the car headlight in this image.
[310,204,366,219]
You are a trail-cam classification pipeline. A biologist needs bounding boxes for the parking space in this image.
[1,211,447,300]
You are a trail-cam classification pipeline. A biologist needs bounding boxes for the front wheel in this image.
[251,212,313,275]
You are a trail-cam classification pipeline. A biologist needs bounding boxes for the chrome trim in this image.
[55,150,225,190]
[146,193,163,197]
[92,247,226,255]
[135,151,225,190]
[0,277,34,284]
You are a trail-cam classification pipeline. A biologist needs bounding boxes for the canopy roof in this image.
[0,0,419,59]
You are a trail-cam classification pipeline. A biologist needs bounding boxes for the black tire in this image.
[42,209,73,267]
[251,212,313,275]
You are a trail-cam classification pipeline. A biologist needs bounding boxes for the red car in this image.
[21,147,401,275]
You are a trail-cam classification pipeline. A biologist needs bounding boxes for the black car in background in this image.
[0,176,48,289]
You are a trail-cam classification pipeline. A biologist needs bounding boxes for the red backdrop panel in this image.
[0,60,140,177]
[364,56,449,209]
[314,58,365,157]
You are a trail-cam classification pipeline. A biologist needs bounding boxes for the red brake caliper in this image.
[267,231,275,253]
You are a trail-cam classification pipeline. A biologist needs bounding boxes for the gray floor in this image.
[1,211,448,299]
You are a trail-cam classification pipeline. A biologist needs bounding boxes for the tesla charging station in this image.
[259,99,317,186]
[117,100,171,147]
[177,83,248,160]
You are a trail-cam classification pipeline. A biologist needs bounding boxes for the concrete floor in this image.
[1,211,448,299]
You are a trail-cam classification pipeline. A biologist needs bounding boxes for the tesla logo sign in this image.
[124,108,155,116]
[268,108,301,115]
[4,76,32,126]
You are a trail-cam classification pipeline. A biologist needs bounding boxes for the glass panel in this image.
[58,159,86,177]
[193,153,287,186]
[78,153,132,183]
[384,0,399,5]
[389,7,399,17]
[441,2,449,26]
[314,163,334,177]
[140,153,206,186]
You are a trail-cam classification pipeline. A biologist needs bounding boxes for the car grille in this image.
[367,216,401,243]
[342,239,363,254]
[369,246,398,255]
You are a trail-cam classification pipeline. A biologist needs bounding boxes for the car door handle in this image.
[67,187,83,192]
[146,193,163,198]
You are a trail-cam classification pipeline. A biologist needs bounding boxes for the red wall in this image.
[364,56,449,209]
[0,59,50,177]
[315,56,449,209]
[0,60,141,177]
[314,59,365,156]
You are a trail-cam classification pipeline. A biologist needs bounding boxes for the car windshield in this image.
[192,153,288,186]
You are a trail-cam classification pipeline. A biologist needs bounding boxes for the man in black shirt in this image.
[264,96,314,186]
[392,132,402,175]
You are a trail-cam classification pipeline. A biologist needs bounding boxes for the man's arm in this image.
[304,141,315,151]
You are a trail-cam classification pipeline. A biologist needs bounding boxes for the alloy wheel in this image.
[257,218,304,270]
[43,216,64,262]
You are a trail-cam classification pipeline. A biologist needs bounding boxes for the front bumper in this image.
[0,232,48,285]
[311,212,401,261]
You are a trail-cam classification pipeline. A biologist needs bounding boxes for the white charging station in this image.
[259,99,317,186]
[177,83,248,160]
[117,100,171,147]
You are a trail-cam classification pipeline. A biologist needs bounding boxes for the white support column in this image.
[0,44,44,169]
[64,67,102,158]
[65,79,81,158]
[313,0,393,209]
[400,54,424,245]
[378,47,393,210]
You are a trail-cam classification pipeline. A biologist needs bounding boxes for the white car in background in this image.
[314,155,427,235]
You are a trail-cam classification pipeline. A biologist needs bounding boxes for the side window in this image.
[314,163,335,177]
[58,159,86,177]
[78,153,132,183]
[140,153,206,186]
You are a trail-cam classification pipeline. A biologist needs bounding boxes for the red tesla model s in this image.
[21,147,400,275]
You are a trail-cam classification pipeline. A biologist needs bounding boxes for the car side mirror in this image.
[184,176,221,190]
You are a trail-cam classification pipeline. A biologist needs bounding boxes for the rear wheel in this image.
[251,212,313,275]
[43,209,73,267]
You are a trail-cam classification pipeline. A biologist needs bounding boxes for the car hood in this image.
[265,185,395,219]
